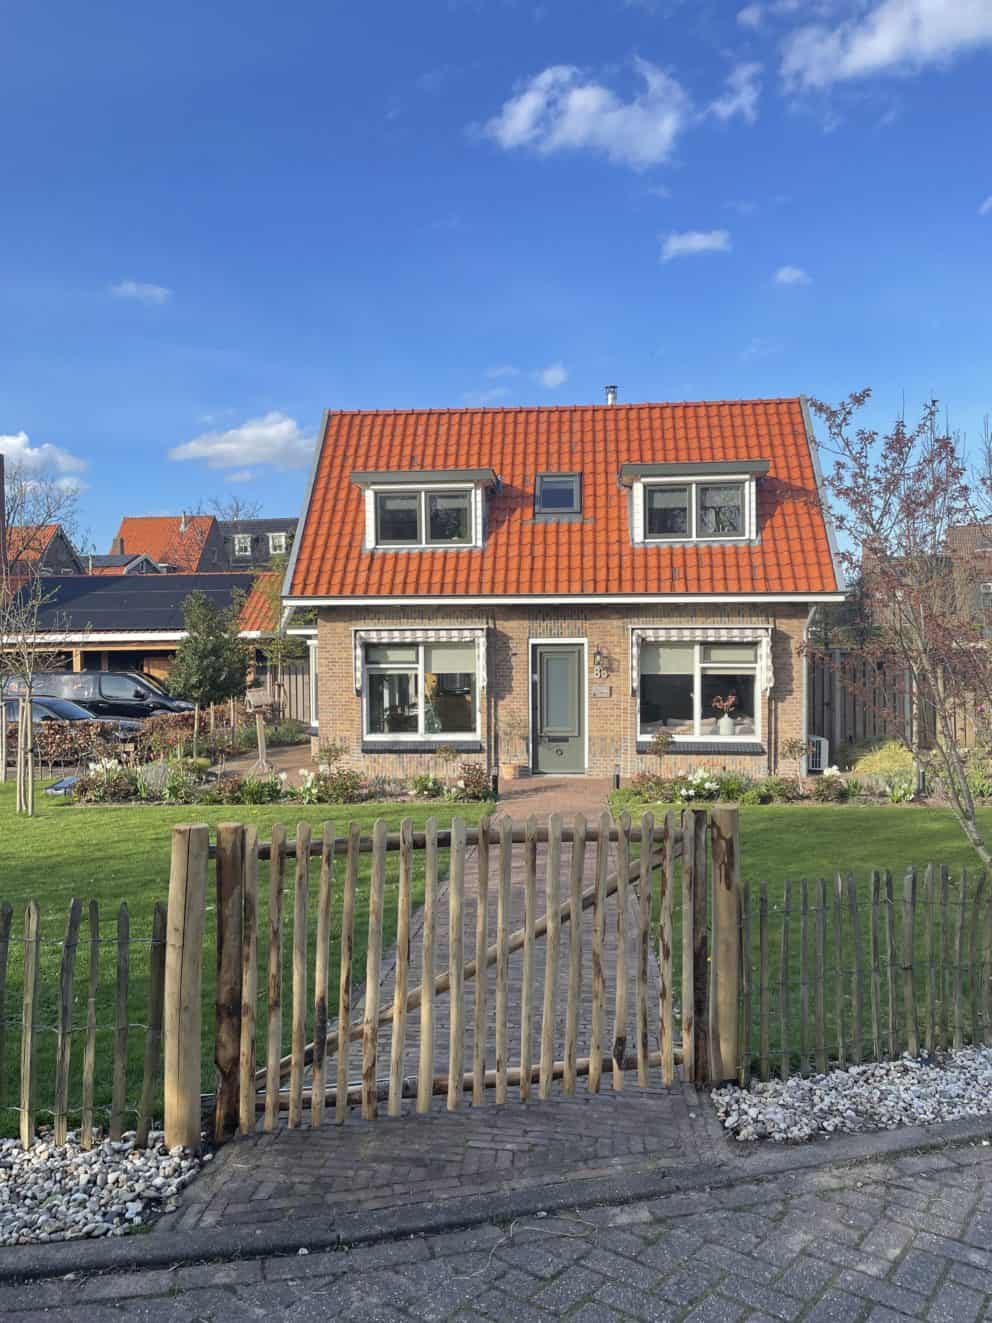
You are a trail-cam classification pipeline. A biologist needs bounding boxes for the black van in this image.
[4,672,195,720]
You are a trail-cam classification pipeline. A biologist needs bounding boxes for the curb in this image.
[0,1111,989,1284]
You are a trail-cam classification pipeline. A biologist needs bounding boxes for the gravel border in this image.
[715,1047,992,1141]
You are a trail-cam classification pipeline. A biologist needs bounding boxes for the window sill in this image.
[637,741,766,757]
[361,741,484,755]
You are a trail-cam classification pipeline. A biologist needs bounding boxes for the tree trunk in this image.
[192,703,200,761]
[0,699,7,785]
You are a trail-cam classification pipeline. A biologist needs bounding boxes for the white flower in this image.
[823,765,841,778]
[279,771,288,782]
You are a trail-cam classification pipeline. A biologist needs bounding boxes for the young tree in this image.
[250,555,306,716]
[168,591,249,758]
[810,390,992,866]
[0,453,81,814]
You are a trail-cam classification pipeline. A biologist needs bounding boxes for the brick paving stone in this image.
[925,1280,984,1323]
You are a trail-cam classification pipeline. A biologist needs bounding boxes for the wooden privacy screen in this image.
[161,810,728,1147]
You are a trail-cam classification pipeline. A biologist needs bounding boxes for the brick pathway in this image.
[10,1139,992,1319]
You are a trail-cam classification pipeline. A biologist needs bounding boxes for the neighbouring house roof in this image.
[85,553,163,576]
[6,524,59,562]
[21,573,256,637]
[286,398,842,601]
[111,515,217,572]
[239,574,279,634]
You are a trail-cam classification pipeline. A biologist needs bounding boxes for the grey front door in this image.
[533,644,585,774]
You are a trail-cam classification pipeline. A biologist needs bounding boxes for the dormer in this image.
[352,468,497,551]
[620,460,769,546]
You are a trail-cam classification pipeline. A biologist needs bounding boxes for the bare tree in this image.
[0,454,81,813]
[810,390,992,866]
[208,494,262,522]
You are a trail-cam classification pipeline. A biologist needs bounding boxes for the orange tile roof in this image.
[6,524,58,563]
[112,516,215,573]
[287,399,840,599]
[239,574,278,633]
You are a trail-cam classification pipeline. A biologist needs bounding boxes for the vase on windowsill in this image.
[717,715,736,737]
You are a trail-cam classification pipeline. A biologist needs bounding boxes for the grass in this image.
[0,781,487,1137]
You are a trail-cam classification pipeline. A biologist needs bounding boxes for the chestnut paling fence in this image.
[737,865,992,1083]
[164,810,736,1149]
[13,803,992,1152]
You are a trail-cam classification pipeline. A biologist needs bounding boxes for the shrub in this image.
[811,773,849,802]
[163,762,202,804]
[962,749,992,800]
[760,775,805,803]
[238,772,285,804]
[849,739,914,778]
[321,767,368,803]
[318,739,348,768]
[411,773,445,799]
[672,768,722,802]
[197,775,246,805]
[74,759,139,803]
[446,762,495,802]
[886,774,916,804]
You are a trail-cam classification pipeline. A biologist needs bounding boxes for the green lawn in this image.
[0,782,487,1137]
[2,790,990,1136]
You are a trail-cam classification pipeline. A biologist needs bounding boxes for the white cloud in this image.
[225,469,258,484]
[661,229,731,262]
[463,386,511,406]
[708,62,763,123]
[0,431,89,491]
[483,58,690,170]
[774,264,812,285]
[110,280,172,306]
[738,4,764,27]
[980,196,992,216]
[169,412,313,471]
[486,364,521,379]
[782,0,992,91]
[537,362,568,389]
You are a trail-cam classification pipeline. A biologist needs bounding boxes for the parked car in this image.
[4,671,194,720]
[3,696,144,739]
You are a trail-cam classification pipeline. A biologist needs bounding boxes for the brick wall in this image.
[313,603,811,781]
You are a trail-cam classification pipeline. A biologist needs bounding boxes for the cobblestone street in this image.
[7,1138,992,1320]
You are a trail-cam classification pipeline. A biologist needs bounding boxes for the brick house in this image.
[282,396,844,780]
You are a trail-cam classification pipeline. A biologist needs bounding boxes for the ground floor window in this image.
[364,641,478,739]
[639,641,759,740]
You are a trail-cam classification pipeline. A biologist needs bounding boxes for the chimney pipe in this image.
[605,384,618,406]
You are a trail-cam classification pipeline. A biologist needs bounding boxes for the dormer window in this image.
[536,473,581,516]
[374,489,473,546]
[621,460,767,545]
[233,533,252,557]
[268,531,287,555]
[353,467,496,551]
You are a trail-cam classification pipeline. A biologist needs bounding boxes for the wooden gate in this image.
[162,807,741,1149]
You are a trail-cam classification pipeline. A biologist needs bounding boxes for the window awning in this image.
[353,627,487,693]
[631,625,774,694]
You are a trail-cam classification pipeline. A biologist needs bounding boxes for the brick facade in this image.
[314,603,810,782]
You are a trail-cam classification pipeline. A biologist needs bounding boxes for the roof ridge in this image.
[324,397,802,418]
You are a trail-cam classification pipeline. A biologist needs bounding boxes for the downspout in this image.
[801,606,816,776]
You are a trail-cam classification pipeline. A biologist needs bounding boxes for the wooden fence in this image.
[161,809,741,1149]
[738,866,992,1082]
[0,898,167,1150]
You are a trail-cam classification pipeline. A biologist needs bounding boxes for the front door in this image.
[533,644,585,774]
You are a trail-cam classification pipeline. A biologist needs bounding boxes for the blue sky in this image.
[2,0,990,549]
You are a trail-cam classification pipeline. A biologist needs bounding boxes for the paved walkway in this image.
[8,1138,992,1319]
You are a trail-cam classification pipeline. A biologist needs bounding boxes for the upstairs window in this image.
[535,473,581,516]
[642,479,749,542]
[268,532,287,555]
[233,533,252,557]
[374,489,473,547]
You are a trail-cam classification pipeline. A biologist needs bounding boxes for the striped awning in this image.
[353,627,487,693]
[631,625,774,693]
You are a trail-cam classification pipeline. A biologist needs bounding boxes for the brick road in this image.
[8,1139,992,1319]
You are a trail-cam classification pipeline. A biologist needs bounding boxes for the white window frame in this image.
[268,532,287,555]
[981,581,992,610]
[233,533,252,558]
[369,485,477,550]
[362,641,481,742]
[636,476,756,544]
[637,640,762,743]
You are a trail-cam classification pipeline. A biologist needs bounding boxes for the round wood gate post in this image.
[709,805,741,1085]
[164,824,209,1152]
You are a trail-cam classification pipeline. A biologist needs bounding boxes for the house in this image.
[11,572,256,678]
[109,515,226,573]
[217,518,297,569]
[6,524,82,575]
[282,395,844,779]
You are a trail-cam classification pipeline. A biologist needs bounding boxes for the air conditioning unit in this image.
[807,736,829,774]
